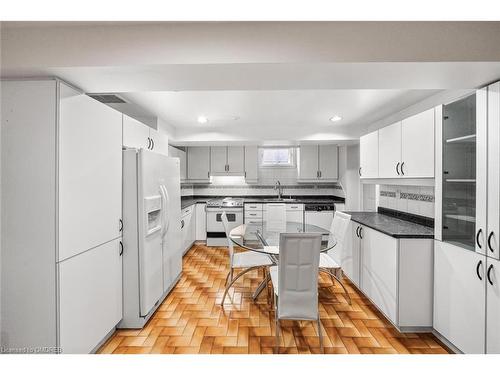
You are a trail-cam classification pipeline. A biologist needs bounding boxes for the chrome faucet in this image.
[274,180,283,199]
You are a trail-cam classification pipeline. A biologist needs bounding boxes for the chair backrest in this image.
[277,232,322,321]
[266,203,286,232]
[327,211,352,257]
[221,212,235,267]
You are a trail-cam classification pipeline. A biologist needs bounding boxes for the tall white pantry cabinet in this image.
[434,82,500,354]
[1,79,123,353]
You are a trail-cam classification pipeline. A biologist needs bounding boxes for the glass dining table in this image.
[226,221,337,301]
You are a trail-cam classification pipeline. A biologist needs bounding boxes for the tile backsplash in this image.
[378,185,435,218]
[182,183,344,198]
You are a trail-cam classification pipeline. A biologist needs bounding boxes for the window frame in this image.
[258,147,297,169]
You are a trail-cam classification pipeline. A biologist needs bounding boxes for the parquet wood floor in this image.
[98,244,451,354]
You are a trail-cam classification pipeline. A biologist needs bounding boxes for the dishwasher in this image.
[304,203,337,238]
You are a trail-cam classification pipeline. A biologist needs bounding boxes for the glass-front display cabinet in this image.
[441,93,477,251]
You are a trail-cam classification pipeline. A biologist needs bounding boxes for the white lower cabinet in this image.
[286,203,304,229]
[487,257,500,353]
[59,239,123,353]
[340,223,433,330]
[433,241,486,354]
[181,206,195,254]
[245,203,263,240]
[334,222,360,287]
[360,227,398,323]
[195,203,207,241]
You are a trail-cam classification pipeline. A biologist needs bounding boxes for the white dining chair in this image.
[269,233,324,353]
[220,211,274,306]
[319,211,352,304]
[265,203,286,233]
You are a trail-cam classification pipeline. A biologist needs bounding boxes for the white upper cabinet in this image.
[149,127,169,156]
[122,114,150,150]
[244,146,259,183]
[298,145,319,180]
[187,147,211,182]
[298,144,338,181]
[361,108,435,180]
[58,87,123,261]
[210,146,228,174]
[359,131,379,178]
[227,146,245,174]
[318,145,339,180]
[401,108,435,178]
[378,122,402,178]
[123,115,168,154]
[210,146,245,175]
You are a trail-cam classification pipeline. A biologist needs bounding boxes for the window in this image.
[259,148,295,167]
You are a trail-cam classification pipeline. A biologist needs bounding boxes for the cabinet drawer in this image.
[244,203,263,211]
[245,211,263,219]
[286,203,304,211]
[245,218,263,225]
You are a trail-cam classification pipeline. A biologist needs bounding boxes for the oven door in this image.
[206,208,243,233]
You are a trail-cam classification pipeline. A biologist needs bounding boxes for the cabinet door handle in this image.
[396,162,400,175]
[358,167,362,177]
[487,264,494,286]
[119,219,123,232]
[400,162,405,175]
[147,137,151,150]
[476,260,483,281]
[488,231,495,253]
[356,226,360,237]
[319,171,322,178]
[151,138,155,150]
[119,241,123,256]
[476,228,482,249]
[181,220,185,229]
[359,226,363,239]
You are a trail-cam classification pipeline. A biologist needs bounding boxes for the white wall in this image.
[339,144,361,210]
[362,184,378,211]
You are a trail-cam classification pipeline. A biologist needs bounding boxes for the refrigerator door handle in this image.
[160,185,170,241]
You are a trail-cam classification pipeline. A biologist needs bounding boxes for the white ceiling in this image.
[2,21,500,144]
[121,89,440,144]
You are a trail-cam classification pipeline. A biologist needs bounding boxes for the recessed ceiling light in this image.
[197,116,208,124]
[329,115,343,122]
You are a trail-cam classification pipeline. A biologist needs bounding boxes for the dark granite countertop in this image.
[180,195,345,209]
[342,211,434,239]
[181,196,212,210]
[241,195,345,204]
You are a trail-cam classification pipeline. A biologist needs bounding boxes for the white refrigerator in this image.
[120,148,182,328]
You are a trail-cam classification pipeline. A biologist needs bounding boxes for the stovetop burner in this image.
[206,197,244,208]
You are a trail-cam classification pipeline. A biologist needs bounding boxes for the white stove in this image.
[206,198,244,246]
